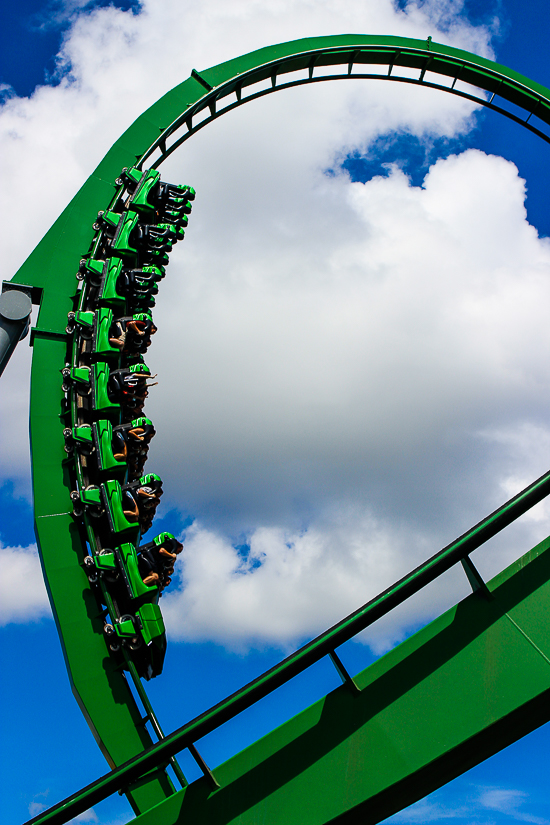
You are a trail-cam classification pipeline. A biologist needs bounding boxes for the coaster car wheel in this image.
[126,636,142,651]
[83,555,98,583]
[104,623,120,650]
[66,312,76,334]
[63,428,74,453]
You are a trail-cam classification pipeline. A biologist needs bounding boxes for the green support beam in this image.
[12,33,550,823]
[129,535,550,825]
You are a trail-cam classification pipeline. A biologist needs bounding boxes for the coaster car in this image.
[64,420,127,479]
[74,417,155,480]
[72,480,140,541]
[82,530,182,678]
[66,307,119,360]
[91,473,162,538]
[103,601,166,680]
[118,166,195,225]
[94,210,140,263]
[94,210,177,266]
[78,257,164,312]
[61,361,153,417]
[84,545,167,679]
[67,308,156,359]
[85,532,180,600]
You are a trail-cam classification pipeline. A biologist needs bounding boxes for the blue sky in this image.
[3,1,550,824]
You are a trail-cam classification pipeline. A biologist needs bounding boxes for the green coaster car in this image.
[61,363,120,415]
[104,601,167,680]
[84,545,167,679]
[95,473,162,539]
[61,361,151,417]
[78,257,164,312]
[95,209,175,266]
[70,481,139,542]
[94,209,140,263]
[66,308,156,359]
[65,416,156,481]
[64,421,127,478]
[66,307,119,359]
[118,166,195,227]
[101,479,142,540]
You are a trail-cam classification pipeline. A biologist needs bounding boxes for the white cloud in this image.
[478,787,548,824]
[28,801,48,818]
[162,511,474,651]
[5,0,549,649]
[0,0,491,496]
[157,149,550,648]
[0,543,52,625]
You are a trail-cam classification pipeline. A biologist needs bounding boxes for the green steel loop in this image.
[143,37,550,169]
[11,33,550,824]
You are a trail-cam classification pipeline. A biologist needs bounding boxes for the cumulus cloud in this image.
[0,543,51,624]
[162,508,476,653]
[157,148,550,648]
[4,0,549,650]
[478,788,548,823]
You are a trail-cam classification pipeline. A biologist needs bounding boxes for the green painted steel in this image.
[129,534,550,825]
[12,33,550,824]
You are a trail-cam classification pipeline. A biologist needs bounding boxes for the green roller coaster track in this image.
[9,33,550,825]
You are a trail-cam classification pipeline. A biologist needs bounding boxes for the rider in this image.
[137,532,183,590]
[108,312,157,354]
[122,473,163,528]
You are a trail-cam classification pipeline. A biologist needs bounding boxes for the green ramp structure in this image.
[6,33,550,825]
